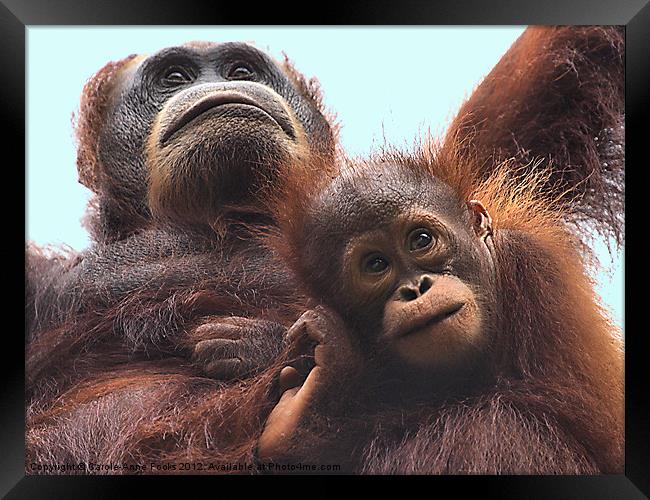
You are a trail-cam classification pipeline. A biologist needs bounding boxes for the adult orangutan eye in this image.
[363,253,390,274]
[408,228,434,251]
[227,63,254,80]
[162,67,193,85]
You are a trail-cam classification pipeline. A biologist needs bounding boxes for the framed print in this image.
[5,0,647,497]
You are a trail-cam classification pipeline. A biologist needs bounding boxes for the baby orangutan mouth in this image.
[383,275,476,341]
[380,274,482,369]
[391,300,466,339]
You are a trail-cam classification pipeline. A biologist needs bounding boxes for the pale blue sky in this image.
[26,27,624,329]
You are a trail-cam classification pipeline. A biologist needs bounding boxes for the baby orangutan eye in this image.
[363,253,390,274]
[408,228,434,251]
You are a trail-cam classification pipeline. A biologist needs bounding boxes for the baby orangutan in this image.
[257,150,623,474]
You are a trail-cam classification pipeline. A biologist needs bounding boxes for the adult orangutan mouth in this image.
[161,90,296,144]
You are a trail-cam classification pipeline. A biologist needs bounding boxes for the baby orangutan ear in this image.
[467,200,493,240]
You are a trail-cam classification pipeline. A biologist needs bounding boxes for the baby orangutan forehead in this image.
[314,163,466,233]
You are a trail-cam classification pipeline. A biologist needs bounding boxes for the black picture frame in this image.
[5,0,647,497]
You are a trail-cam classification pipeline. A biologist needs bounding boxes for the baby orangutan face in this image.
[342,203,494,371]
[299,163,498,374]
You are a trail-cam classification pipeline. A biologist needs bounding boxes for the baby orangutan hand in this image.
[256,306,362,461]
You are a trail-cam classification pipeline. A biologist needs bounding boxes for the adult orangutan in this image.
[26,41,337,399]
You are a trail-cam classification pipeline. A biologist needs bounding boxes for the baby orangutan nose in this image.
[397,274,435,301]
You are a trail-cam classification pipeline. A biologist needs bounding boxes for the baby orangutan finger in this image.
[278,366,303,393]
[257,365,324,461]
